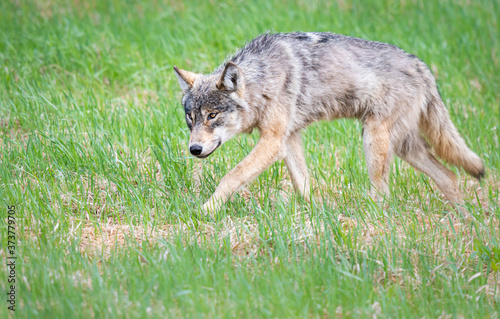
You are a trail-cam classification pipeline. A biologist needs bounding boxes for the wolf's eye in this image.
[208,113,218,120]
[187,113,193,121]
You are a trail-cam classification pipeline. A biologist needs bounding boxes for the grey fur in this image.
[174,32,485,214]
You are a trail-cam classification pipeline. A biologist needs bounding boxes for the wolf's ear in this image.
[173,66,199,92]
[216,62,244,93]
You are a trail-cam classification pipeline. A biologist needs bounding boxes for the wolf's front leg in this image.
[202,133,286,215]
[284,131,310,200]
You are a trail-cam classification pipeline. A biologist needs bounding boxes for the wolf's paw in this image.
[201,200,220,220]
[201,202,213,215]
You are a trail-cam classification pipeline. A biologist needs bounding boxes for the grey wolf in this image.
[173,32,484,215]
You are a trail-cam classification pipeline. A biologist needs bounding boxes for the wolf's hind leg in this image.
[284,131,311,200]
[362,121,393,202]
[394,133,462,204]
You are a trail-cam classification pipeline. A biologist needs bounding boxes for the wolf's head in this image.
[173,62,250,158]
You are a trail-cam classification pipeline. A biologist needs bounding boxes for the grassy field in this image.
[0,0,499,317]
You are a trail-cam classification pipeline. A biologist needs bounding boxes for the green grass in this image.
[1,0,499,317]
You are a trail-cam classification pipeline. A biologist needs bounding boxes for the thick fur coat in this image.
[174,32,484,214]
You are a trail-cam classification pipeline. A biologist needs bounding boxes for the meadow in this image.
[0,0,499,317]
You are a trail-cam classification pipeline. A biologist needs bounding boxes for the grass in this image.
[0,0,499,317]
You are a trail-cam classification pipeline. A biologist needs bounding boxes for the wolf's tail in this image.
[420,96,485,180]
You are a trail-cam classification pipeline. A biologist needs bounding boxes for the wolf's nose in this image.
[190,145,203,156]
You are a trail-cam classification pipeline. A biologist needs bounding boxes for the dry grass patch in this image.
[77,213,327,259]
[80,220,171,259]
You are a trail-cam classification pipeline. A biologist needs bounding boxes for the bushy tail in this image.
[420,97,485,180]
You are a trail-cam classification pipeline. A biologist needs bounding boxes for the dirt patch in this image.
[77,212,326,258]
[80,220,171,258]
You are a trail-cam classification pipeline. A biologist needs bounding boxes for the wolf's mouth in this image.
[196,140,221,159]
